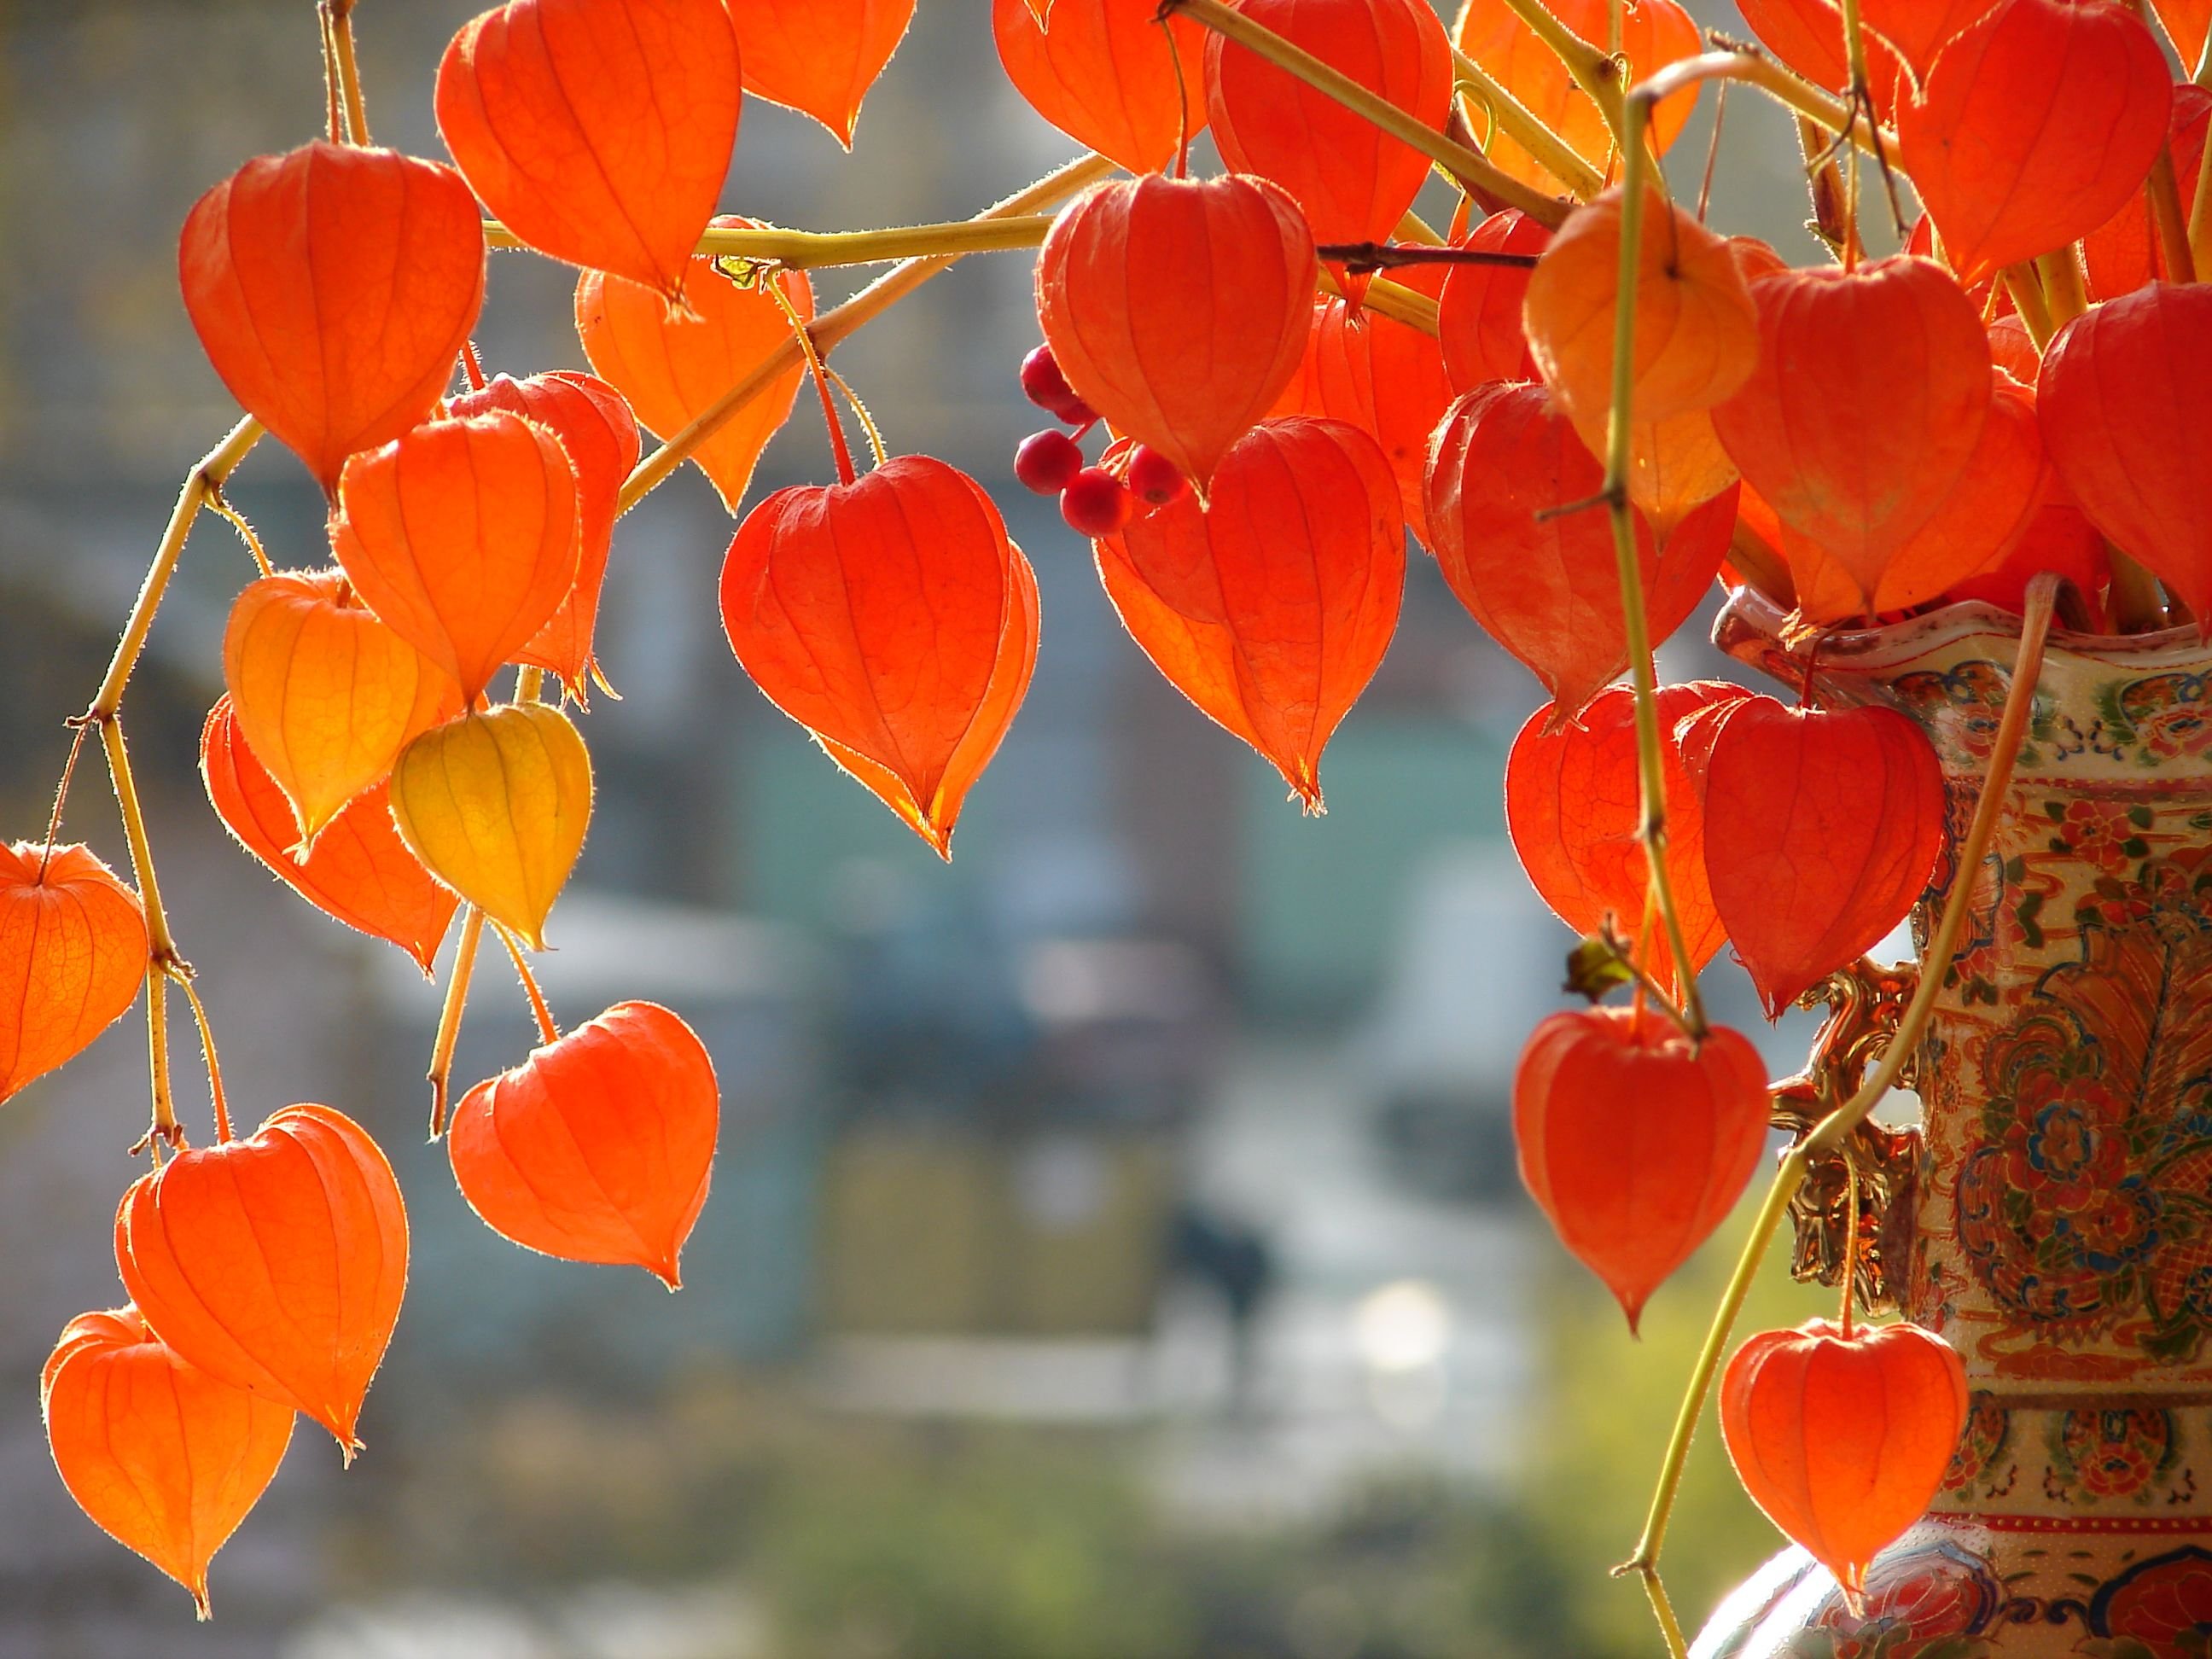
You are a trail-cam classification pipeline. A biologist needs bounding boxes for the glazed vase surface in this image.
[1695,594,2212,1659]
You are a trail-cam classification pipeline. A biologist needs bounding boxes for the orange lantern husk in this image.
[449,371,642,696]
[993,0,1210,176]
[727,0,915,148]
[200,697,459,975]
[1514,1005,1772,1332]
[1721,1319,1970,1608]
[1424,381,1737,721]
[448,1000,719,1288]
[42,1306,295,1618]
[115,1103,410,1458]
[330,410,583,705]
[1686,696,1947,1017]
[577,222,816,515]
[1504,681,1748,1000]
[1095,417,1406,812]
[719,455,1039,858]
[434,0,742,300]
[179,142,486,493]
[1035,172,1317,491]
[0,841,148,1105]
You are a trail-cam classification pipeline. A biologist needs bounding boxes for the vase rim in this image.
[1714,587,2212,676]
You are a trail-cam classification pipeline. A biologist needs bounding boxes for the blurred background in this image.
[0,3,1859,1655]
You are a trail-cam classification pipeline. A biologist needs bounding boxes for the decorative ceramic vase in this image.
[1693,592,2212,1659]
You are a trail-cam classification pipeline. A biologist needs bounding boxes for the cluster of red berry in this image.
[1012,345,1187,534]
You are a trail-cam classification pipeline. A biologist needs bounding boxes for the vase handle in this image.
[1770,958,1924,1318]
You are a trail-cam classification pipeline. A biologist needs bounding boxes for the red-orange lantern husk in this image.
[449,371,642,694]
[0,841,148,1106]
[179,142,486,493]
[331,410,582,703]
[1504,681,1747,998]
[2082,89,2209,303]
[1897,0,2173,288]
[1424,382,1736,719]
[1729,0,1908,119]
[1204,0,1452,303]
[1035,172,1317,490]
[725,0,913,147]
[1096,417,1406,811]
[1690,696,1947,1017]
[1712,258,1993,616]
[577,218,816,515]
[1437,209,1550,391]
[1945,484,2111,627]
[116,1103,409,1456]
[201,697,458,975]
[42,1306,295,1618]
[1721,1319,1970,1604]
[993,0,1209,175]
[1778,370,2049,625]
[434,0,742,300]
[719,456,1039,857]
[1514,1006,1771,1332]
[448,1000,719,1288]
[2038,282,2212,627]
[1271,284,1452,544]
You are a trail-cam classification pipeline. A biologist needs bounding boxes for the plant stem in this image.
[323,0,370,146]
[2000,265,2053,350]
[1169,0,1572,227]
[1837,0,1871,269]
[170,969,235,1144]
[617,153,1115,512]
[2034,247,2087,329]
[91,416,263,719]
[1327,272,1441,335]
[486,214,1061,268]
[1600,92,1708,1039]
[427,908,486,1138]
[1703,38,1897,160]
[1616,574,2060,1638]
[2146,144,2197,285]
[1490,0,1627,150]
[492,923,560,1046]
[1450,46,1608,200]
[98,714,183,1152]
[771,280,861,486]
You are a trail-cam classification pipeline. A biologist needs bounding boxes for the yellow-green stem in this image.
[1450,45,1607,199]
[487,214,1059,268]
[427,908,486,1138]
[99,715,183,1150]
[1601,93,1708,1041]
[2034,246,2087,329]
[2000,264,2054,351]
[1727,52,1896,162]
[2146,146,2197,285]
[1618,574,2060,1635]
[493,923,560,1047]
[170,968,235,1144]
[1837,0,1871,266]
[1489,0,1625,147]
[91,416,262,718]
[2188,112,2212,280]
[1172,0,1572,227]
[324,0,370,146]
[618,153,1115,512]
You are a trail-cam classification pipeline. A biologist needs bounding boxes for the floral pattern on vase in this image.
[1696,597,2212,1657]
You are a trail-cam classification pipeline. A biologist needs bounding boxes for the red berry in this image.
[1061,468,1134,536]
[1014,429,1085,495]
[1126,445,1188,507]
[1020,346,1073,411]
